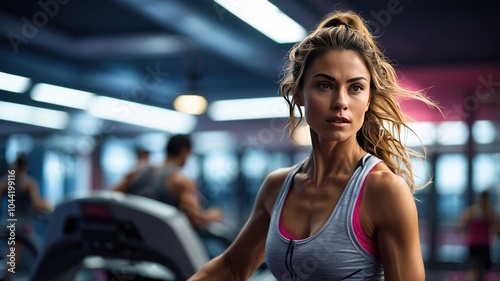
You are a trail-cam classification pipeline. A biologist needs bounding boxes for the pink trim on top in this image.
[279,190,302,240]
[279,214,302,240]
[353,169,379,256]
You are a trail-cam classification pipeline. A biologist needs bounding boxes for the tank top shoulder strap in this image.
[347,153,382,194]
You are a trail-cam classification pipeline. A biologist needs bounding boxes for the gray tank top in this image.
[128,164,179,208]
[265,153,384,280]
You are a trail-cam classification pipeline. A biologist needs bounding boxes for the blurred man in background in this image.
[112,134,223,228]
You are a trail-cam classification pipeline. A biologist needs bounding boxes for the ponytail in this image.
[314,11,381,54]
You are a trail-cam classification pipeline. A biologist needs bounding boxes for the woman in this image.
[188,10,437,281]
[455,190,499,281]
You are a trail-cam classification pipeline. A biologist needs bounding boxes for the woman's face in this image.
[299,50,371,144]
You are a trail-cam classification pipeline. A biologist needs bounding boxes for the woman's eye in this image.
[350,85,363,92]
[318,82,331,90]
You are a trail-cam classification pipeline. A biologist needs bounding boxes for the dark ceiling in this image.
[0,0,499,144]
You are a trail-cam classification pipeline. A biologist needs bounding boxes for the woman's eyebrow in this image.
[346,77,368,83]
[311,74,368,83]
[312,73,335,81]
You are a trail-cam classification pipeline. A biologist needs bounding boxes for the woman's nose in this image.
[331,88,348,110]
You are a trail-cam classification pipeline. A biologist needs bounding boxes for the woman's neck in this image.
[304,140,366,186]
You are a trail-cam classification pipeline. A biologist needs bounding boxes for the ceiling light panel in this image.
[208,97,289,121]
[214,0,307,43]
[87,96,197,134]
[0,72,31,93]
[31,83,95,109]
[0,101,69,129]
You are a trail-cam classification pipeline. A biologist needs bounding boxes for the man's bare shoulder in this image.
[167,169,194,189]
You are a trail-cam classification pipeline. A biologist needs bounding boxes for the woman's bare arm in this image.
[366,170,425,281]
[188,168,290,281]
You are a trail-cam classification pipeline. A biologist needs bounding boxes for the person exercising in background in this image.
[0,153,52,229]
[455,190,500,281]
[113,134,223,228]
[0,153,52,281]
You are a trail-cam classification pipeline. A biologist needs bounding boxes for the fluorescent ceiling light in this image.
[31,83,95,109]
[209,97,294,121]
[0,72,31,93]
[0,101,69,129]
[87,96,197,134]
[214,0,307,43]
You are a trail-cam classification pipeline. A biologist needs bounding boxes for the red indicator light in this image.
[80,203,112,218]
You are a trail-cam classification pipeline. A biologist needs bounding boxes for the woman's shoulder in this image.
[264,165,297,185]
[258,164,300,212]
[364,163,413,205]
[365,162,409,192]
[363,162,416,224]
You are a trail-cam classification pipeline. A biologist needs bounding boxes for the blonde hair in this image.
[280,10,439,192]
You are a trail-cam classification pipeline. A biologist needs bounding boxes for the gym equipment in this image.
[29,190,209,281]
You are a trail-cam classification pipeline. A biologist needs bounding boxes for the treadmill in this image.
[29,191,209,281]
